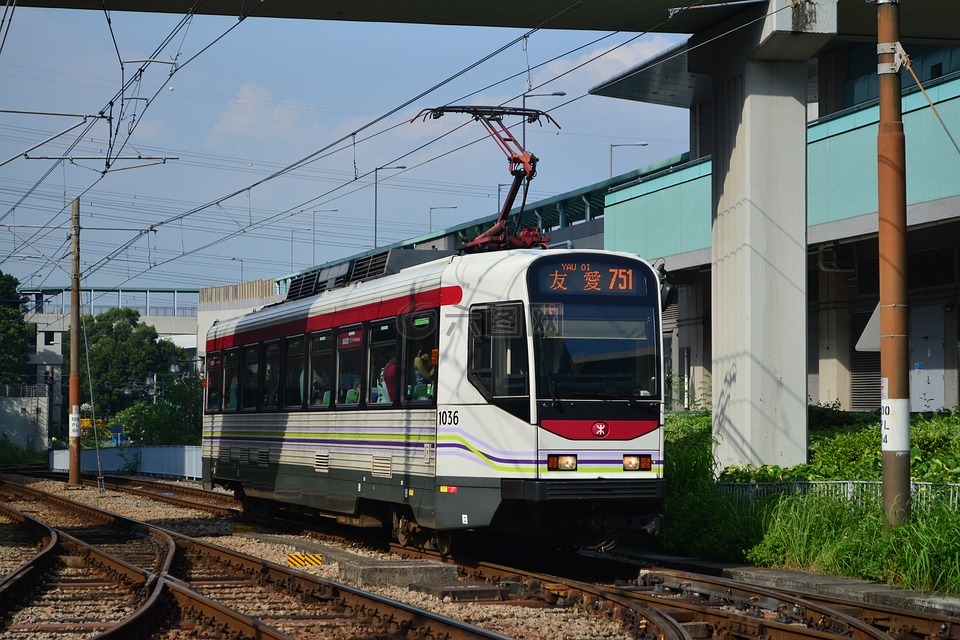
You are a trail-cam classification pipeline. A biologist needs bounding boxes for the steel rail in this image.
[0,502,59,593]
[170,535,519,640]
[404,547,901,640]
[1,476,519,639]
[631,568,898,640]
[764,581,960,640]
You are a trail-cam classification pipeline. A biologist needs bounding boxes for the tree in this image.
[64,307,193,420]
[111,372,203,445]
[0,271,32,384]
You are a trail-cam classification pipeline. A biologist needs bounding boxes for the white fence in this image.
[718,480,960,511]
[49,446,202,480]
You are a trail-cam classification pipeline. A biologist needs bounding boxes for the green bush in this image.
[807,399,877,431]
[655,408,960,592]
[719,409,960,484]
[0,440,46,465]
[656,411,766,562]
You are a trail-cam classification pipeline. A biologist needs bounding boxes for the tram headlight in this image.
[547,454,578,471]
[623,454,652,471]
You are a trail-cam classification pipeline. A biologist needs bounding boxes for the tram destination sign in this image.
[535,260,643,296]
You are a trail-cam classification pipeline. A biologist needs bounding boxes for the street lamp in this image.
[290,227,315,271]
[610,142,649,177]
[521,91,565,146]
[429,205,457,232]
[123,373,161,405]
[311,209,338,265]
[374,165,406,248]
[230,257,244,282]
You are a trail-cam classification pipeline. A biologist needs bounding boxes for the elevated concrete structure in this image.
[14,0,960,44]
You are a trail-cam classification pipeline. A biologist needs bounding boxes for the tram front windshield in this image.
[530,258,660,401]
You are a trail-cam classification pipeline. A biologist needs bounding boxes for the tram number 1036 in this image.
[438,410,460,426]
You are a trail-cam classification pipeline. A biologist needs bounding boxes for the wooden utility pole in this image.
[68,197,82,488]
[877,0,910,526]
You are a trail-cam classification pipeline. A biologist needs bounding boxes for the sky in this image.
[0,7,689,292]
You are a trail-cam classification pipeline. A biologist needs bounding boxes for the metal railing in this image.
[0,384,47,398]
[718,480,960,510]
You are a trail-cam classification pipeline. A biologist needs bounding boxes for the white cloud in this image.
[204,82,326,152]
[537,34,683,96]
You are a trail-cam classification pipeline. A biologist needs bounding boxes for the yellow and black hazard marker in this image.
[287,553,323,567]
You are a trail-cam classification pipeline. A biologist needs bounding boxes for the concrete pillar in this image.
[688,1,834,470]
[710,58,809,469]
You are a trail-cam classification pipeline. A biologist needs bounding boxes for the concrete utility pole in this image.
[877,0,910,526]
[68,198,82,487]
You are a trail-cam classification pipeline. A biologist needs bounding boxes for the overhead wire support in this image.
[0,110,110,169]
[24,156,178,161]
[413,105,560,253]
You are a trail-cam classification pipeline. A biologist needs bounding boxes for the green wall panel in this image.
[605,162,711,259]
[606,75,960,260]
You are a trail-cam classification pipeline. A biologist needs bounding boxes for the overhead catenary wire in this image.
[0,0,259,240]
[13,8,676,290]
[0,0,17,59]
[11,0,788,291]
[2,0,643,258]
[71,0,606,284]
[3,0,688,284]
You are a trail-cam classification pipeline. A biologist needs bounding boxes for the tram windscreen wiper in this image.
[550,376,562,407]
[595,392,643,406]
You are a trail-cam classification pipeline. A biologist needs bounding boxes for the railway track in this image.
[0,506,153,636]
[641,569,960,640]
[402,544,960,640]
[11,469,240,515]
[5,473,959,640]
[0,478,515,639]
[0,502,51,578]
[0,506,295,639]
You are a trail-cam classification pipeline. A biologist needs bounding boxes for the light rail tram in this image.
[202,248,665,550]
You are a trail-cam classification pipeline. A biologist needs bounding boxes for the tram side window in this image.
[206,352,222,412]
[283,336,306,409]
[223,348,240,411]
[240,344,260,410]
[402,312,438,403]
[469,303,528,398]
[309,333,334,408]
[337,328,363,406]
[368,320,398,405]
[262,341,281,410]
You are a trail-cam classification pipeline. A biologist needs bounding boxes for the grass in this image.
[0,440,46,465]
[658,407,960,593]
